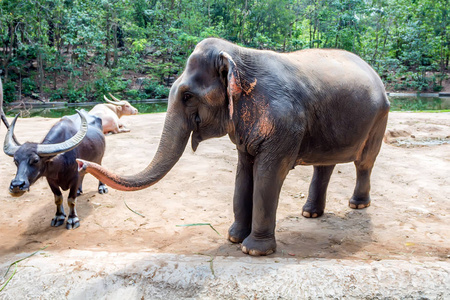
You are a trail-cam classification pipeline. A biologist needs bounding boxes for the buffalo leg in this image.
[49,183,66,227]
[98,181,108,194]
[241,155,291,256]
[118,121,130,133]
[77,172,86,196]
[66,186,80,230]
[302,165,335,218]
[51,195,66,227]
[228,150,253,243]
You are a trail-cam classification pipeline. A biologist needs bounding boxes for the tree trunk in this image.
[113,24,118,68]
[105,9,111,68]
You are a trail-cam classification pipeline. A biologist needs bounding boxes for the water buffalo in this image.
[88,94,138,134]
[77,38,390,255]
[3,110,108,229]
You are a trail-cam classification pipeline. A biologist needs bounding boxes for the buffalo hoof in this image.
[241,235,276,256]
[98,185,108,194]
[349,196,371,209]
[51,215,66,227]
[66,217,80,230]
[228,222,251,243]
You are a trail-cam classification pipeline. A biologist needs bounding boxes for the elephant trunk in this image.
[77,110,190,191]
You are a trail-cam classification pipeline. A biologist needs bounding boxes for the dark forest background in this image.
[0,0,448,103]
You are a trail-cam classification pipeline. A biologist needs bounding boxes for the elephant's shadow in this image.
[206,209,374,259]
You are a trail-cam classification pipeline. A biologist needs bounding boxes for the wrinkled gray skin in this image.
[78,38,390,255]
[5,112,108,230]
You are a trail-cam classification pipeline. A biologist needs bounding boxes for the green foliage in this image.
[141,79,170,99]
[21,78,37,96]
[0,0,449,103]
[131,39,148,54]
[2,81,17,103]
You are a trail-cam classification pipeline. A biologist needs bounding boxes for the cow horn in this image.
[104,93,126,106]
[36,110,88,157]
[3,114,21,157]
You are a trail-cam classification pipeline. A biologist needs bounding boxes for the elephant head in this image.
[77,38,246,191]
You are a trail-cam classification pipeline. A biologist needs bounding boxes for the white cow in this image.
[89,94,138,134]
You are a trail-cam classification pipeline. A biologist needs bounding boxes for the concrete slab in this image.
[1,250,449,299]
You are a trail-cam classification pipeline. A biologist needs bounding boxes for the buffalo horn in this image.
[3,114,21,156]
[104,94,126,106]
[35,109,88,156]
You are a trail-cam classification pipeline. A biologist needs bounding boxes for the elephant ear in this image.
[219,51,242,120]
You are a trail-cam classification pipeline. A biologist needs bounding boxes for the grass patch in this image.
[1,245,49,292]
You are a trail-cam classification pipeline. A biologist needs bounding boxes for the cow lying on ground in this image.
[3,110,108,229]
[89,94,138,134]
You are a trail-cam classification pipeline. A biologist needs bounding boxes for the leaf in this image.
[124,200,145,218]
[176,223,221,236]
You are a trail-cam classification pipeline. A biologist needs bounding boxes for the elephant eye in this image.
[183,92,193,103]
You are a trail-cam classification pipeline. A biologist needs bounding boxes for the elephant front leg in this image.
[66,186,80,230]
[302,165,335,218]
[228,151,253,243]
[241,156,291,256]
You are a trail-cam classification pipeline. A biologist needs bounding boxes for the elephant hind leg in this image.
[302,165,335,218]
[349,166,372,209]
[350,113,388,209]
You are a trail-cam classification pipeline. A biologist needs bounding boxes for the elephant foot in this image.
[98,184,108,194]
[51,214,66,227]
[301,201,324,218]
[241,235,276,256]
[66,216,80,230]
[227,222,251,243]
[349,196,371,209]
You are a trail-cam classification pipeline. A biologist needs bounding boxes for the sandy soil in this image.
[0,112,449,264]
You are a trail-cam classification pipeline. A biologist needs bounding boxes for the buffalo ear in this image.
[219,51,241,120]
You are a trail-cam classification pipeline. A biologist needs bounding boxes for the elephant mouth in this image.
[191,131,202,152]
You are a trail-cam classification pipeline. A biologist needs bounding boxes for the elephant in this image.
[77,38,390,256]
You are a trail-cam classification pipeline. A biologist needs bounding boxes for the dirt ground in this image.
[0,111,449,265]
